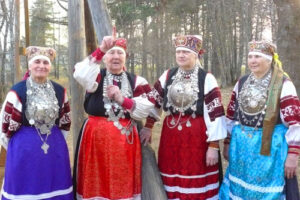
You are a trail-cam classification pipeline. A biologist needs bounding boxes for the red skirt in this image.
[158,115,219,200]
[76,116,141,200]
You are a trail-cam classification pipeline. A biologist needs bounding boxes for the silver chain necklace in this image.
[25,77,59,154]
[103,71,135,144]
[166,65,200,131]
[236,70,272,137]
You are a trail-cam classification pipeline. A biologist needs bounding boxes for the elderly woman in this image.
[0,46,72,199]
[142,35,227,200]
[219,41,300,199]
[73,33,154,200]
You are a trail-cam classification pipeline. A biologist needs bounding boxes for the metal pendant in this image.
[186,120,191,127]
[192,113,196,119]
[29,119,35,125]
[41,142,49,154]
[121,129,126,134]
[170,118,175,125]
[113,121,119,127]
[177,124,182,131]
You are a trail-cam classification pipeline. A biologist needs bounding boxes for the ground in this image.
[0,86,299,191]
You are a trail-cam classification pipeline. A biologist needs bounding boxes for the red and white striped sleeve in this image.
[203,73,227,142]
[144,70,168,128]
[280,79,300,155]
[126,76,156,121]
[0,90,23,150]
[59,89,71,139]
[226,82,239,134]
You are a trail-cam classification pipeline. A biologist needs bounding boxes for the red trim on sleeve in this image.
[91,48,105,62]
[121,97,134,110]
[145,116,156,129]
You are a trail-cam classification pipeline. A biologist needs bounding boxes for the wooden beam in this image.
[68,0,86,155]
[87,0,112,42]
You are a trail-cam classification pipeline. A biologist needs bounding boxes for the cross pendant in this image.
[41,143,49,154]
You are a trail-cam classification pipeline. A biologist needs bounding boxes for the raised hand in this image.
[99,26,117,53]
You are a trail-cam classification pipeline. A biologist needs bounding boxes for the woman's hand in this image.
[99,27,117,53]
[106,85,124,104]
[223,143,229,161]
[139,127,152,146]
[206,148,219,166]
[285,154,299,179]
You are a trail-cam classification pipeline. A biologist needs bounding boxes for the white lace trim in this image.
[76,193,141,200]
[1,186,73,200]
[229,173,284,193]
[161,170,218,179]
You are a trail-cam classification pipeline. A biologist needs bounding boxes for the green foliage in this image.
[30,0,54,46]
[108,0,157,30]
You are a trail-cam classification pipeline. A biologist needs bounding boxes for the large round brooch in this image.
[168,81,194,108]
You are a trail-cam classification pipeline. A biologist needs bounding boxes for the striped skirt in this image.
[158,115,220,200]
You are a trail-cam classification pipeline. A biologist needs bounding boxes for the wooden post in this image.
[68,0,86,154]
[87,0,112,42]
[84,0,97,54]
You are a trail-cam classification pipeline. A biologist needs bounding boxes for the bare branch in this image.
[33,15,68,26]
[56,0,67,11]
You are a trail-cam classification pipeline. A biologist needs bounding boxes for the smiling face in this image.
[247,54,272,78]
[175,50,197,70]
[104,49,126,74]
[29,59,51,83]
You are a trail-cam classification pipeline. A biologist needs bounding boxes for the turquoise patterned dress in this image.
[219,74,300,200]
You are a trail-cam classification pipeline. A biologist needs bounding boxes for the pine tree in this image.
[30,0,54,46]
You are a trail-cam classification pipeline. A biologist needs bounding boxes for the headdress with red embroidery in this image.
[26,46,56,65]
[107,38,127,55]
[174,35,204,56]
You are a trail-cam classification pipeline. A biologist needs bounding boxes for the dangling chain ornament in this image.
[25,77,59,154]
[166,65,200,131]
[103,71,135,144]
[236,69,272,137]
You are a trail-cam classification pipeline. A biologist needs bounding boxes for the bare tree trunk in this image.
[9,0,15,85]
[14,0,21,83]
[274,0,300,95]
[141,18,148,80]
[68,0,86,153]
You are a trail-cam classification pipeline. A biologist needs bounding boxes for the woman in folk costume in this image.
[219,40,300,200]
[141,35,227,200]
[73,31,154,200]
[0,46,73,200]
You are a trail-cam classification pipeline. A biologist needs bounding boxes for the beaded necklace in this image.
[166,65,200,131]
[25,77,59,154]
[103,71,135,144]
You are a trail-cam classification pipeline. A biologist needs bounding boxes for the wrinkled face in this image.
[29,59,51,82]
[248,54,272,78]
[104,49,126,74]
[176,50,197,69]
